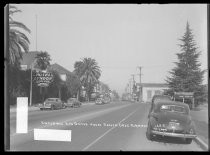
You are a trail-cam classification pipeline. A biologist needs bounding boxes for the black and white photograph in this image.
[4,4,208,151]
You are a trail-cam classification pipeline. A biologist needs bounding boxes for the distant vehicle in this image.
[39,98,65,110]
[95,97,103,105]
[146,100,196,144]
[95,93,111,105]
[65,98,81,108]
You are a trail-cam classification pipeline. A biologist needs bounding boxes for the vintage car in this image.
[95,94,111,105]
[39,98,65,110]
[64,98,81,108]
[146,100,196,144]
[95,96,104,105]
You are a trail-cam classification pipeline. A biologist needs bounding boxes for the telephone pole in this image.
[137,66,143,102]
[131,74,135,85]
[36,14,37,51]
[137,66,142,84]
[131,74,137,101]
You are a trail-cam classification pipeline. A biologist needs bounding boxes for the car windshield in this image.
[160,105,187,114]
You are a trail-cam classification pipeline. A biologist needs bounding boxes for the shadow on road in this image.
[150,135,189,145]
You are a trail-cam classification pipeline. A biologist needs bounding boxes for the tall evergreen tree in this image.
[166,22,206,106]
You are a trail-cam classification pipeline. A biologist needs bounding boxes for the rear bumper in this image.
[151,130,197,138]
[39,105,51,109]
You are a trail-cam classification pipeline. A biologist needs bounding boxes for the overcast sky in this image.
[12,4,207,96]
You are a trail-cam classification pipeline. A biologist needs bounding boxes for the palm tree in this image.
[35,51,51,70]
[34,51,51,102]
[9,5,31,66]
[74,58,101,101]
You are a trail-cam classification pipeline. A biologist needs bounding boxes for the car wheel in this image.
[185,138,192,144]
[40,108,43,111]
[146,123,154,141]
[51,105,55,110]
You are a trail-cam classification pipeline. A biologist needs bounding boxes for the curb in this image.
[10,106,40,113]
[194,137,208,151]
[82,102,95,106]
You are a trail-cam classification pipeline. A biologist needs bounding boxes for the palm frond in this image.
[10,29,30,44]
[10,20,31,33]
[18,37,29,52]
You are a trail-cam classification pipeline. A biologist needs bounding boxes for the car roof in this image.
[155,100,189,108]
[153,95,171,99]
[47,98,60,99]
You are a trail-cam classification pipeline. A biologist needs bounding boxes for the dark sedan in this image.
[146,100,196,144]
[39,98,65,110]
[64,98,81,108]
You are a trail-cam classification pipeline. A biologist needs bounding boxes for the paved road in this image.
[10,101,203,151]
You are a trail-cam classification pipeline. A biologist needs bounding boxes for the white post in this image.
[16,97,28,133]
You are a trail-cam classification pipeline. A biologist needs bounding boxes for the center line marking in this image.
[82,107,140,151]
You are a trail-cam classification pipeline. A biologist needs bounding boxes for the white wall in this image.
[142,87,168,102]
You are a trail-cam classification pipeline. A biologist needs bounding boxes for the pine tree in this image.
[166,22,206,106]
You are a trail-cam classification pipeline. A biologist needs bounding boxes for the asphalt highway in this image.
[10,101,203,151]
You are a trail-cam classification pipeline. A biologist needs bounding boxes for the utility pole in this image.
[36,14,37,51]
[131,74,136,101]
[137,66,142,84]
[137,66,143,102]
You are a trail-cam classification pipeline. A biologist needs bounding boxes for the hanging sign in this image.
[174,92,194,99]
[33,71,53,87]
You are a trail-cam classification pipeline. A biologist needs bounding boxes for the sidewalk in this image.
[81,101,95,106]
[190,103,208,149]
[10,104,40,113]
[10,102,95,113]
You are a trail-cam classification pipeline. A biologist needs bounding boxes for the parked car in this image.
[146,100,196,144]
[95,96,103,105]
[95,94,111,105]
[39,98,65,110]
[65,98,81,108]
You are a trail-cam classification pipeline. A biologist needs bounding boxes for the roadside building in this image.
[47,63,74,99]
[20,51,40,70]
[20,52,73,102]
[136,83,169,103]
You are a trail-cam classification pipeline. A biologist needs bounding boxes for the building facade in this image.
[137,83,169,103]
